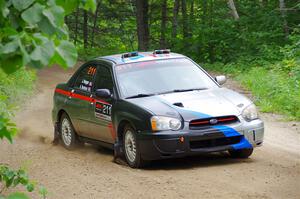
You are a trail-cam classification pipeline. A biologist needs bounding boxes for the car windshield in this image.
[115,58,218,98]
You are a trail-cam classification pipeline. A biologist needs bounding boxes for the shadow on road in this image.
[144,152,254,170]
[89,144,255,170]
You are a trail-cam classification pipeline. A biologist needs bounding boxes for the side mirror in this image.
[95,89,111,98]
[215,75,226,85]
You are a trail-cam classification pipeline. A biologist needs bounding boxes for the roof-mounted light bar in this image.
[153,49,170,55]
[122,51,139,59]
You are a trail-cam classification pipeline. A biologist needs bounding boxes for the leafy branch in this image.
[0,0,96,74]
[0,165,48,199]
[0,0,96,199]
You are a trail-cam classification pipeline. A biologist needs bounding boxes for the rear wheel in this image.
[60,113,79,150]
[229,148,253,158]
[123,126,146,168]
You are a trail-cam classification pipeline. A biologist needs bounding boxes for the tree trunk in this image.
[136,0,149,51]
[160,0,167,48]
[227,0,239,20]
[83,10,88,49]
[202,0,207,24]
[190,0,194,20]
[258,0,268,7]
[189,0,194,37]
[74,7,80,44]
[209,0,215,62]
[171,0,180,39]
[91,2,101,47]
[279,0,289,38]
[181,0,188,39]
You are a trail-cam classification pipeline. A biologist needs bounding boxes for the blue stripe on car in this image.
[213,125,252,150]
[173,107,252,149]
[174,107,211,119]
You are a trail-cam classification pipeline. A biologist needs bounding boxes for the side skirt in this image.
[78,136,114,150]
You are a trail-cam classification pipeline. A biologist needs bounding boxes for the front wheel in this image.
[123,126,146,168]
[229,148,253,158]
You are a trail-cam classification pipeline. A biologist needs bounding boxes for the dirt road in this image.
[1,65,299,199]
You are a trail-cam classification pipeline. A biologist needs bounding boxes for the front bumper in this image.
[137,119,264,160]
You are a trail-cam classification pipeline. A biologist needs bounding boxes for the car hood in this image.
[126,88,252,121]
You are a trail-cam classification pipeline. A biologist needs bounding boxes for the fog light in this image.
[179,136,184,143]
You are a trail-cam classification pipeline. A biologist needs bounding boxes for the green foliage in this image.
[0,115,16,143]
[238,68,299,120]
[67,0,137,56]
[0,166,34,192]
[56,0,96,14]
[0,0,96,141]
[207,32,300,120]
[0,0,96,74]
[6,192,29,199]
[0,68,36,117]
[0,165,47,199]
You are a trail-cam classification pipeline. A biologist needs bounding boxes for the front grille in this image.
[189,115,239,130]
[190,136,241,149]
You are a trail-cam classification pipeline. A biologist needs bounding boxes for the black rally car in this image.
[52,50,264,168]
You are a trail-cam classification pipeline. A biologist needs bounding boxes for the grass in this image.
[0,68,36,118]
[205,61,300,121]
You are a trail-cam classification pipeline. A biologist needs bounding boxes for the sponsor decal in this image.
[95,101,112,121]
[87,66,96,75]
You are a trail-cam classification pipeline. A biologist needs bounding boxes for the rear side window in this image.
[74,65,97,92]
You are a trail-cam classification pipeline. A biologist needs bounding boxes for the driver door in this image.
[86,64,115,143]
[66,64,96,136]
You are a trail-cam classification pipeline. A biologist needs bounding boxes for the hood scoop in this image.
[173,102,184,107]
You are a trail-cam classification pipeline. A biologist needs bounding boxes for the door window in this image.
[74,65,97,92]
[94,66,114,92]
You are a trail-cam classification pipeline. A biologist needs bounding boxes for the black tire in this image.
[229,148,254,158]
[123,125,146,168]
[59,113,79,150]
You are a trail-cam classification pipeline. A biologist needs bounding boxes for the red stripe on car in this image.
[55,88,71,96]
[55,88,110,105]
[108,123,116,140]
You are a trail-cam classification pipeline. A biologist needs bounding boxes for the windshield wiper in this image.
[125,93,156,99]
[173,88,207,92]
[159,88,207,95]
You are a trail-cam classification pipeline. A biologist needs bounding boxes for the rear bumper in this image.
[137,119,264,160]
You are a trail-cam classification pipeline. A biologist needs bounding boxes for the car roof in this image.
[94,51,186,65]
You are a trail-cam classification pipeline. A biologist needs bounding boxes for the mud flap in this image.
[52,122,60,145]
[113,141,123,158]
[113,141,128,165]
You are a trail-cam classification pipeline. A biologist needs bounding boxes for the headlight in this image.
[242,104,258,121]
[151,116,182,131]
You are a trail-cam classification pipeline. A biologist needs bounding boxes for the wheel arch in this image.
[57,109,68,123]
[117,119,136,143]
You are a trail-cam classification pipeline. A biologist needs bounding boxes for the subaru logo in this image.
[209,119,218,125]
